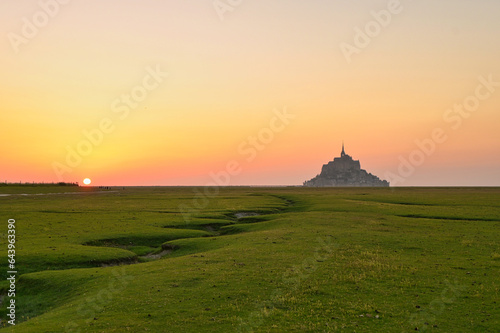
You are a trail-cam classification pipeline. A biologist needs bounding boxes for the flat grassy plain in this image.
[0,186,499,332]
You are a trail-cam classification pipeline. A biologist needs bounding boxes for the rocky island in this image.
[304,143,389,187]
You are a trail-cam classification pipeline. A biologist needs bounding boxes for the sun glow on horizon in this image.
[83,178,92,185]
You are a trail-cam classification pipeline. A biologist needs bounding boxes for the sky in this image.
[1,0,499,186]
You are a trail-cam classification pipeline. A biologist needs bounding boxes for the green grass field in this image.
[0,186,499,332]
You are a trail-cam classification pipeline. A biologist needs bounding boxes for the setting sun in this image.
[83,178,91,185]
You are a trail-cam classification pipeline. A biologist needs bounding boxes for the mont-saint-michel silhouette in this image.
[303,143,389,187]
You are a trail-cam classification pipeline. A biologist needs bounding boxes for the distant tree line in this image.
[0,181,80,187]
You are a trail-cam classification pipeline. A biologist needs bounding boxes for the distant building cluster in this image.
[304,143,389,187]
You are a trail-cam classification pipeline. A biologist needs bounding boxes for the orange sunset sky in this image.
[1,0,499,186]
